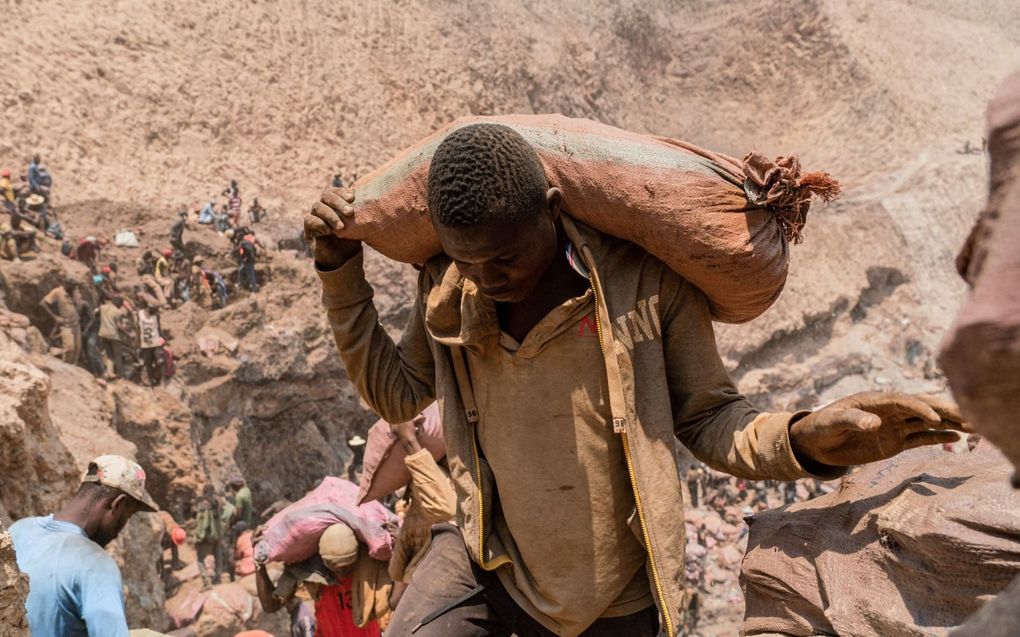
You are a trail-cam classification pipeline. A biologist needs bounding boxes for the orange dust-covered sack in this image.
[339,114,840,323]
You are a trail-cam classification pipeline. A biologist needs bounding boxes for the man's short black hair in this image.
[78,481,121,505]
[427,124,548,227]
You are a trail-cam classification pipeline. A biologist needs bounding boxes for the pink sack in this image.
[358,402,446,504]
[254,477,398,565]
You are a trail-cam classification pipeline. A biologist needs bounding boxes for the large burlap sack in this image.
[358,402,445,504]
[741,445,1020,637]
[341,114,839,323]
[253,477,398,565]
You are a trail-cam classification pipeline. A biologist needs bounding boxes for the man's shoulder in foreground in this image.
[11,515,127,637]
[11,514,119,575]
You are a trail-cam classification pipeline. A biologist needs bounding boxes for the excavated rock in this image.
[32,356,136,463]
[163,247,417,512]
[111,382,202,517]
[165,579,288,637]
[107,513,168,632]
[0,519,29,636]
[0,251,90,334]
[0,309,47,356]
[0,326,78,521]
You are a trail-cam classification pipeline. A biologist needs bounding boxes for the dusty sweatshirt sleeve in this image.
[661,274,845,481]
[318,249,436,423]
[404,448,457,523]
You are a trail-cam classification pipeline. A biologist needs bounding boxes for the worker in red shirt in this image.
[255,522,387,636]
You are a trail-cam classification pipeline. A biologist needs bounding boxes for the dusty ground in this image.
[1,1,1019,635]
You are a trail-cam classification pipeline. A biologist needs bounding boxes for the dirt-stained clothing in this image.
[465,284,652,628]
[140,273,167,307]
[190,266,213,309]
[98,303,130,342]
[0,176,14,204]
[388,448,456,583]
[42,287,81,364]
[318,217,842,636]
[389,525,659,637]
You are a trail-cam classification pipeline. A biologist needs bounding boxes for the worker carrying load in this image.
[306,120,966,636]
[253,476,397,566]
[256,522,388,636]
[356,403,456,612]
[358,401,446,505]
[253,477,397,634]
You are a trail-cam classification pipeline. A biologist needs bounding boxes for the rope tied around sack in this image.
[741,152,842,244]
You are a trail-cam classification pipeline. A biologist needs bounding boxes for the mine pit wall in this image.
[180,371,373,518]
[0,223,418,526]
[103,313,376,522]
[0,519,30,636]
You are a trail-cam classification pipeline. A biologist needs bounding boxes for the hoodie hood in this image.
[423,259,499,355]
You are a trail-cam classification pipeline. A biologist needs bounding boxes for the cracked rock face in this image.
[0,322,78,523]
[0,519,29,636]
[107,513,168,632]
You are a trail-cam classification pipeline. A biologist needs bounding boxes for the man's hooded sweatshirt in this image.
[317,216,841,637]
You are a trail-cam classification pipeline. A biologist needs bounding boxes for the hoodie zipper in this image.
[589,274,677,637]
[470,424,512,571]
[450,345,512,571]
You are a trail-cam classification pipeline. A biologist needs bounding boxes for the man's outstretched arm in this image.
[308,188,436,423]
[662,275,966,480]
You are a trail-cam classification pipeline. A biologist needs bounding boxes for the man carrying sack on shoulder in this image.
[306,123,967,637]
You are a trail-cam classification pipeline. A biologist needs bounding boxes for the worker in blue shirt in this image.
[10,454,159,637]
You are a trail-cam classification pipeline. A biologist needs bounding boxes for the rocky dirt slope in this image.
[1,0,1019,635]
[0,520,29,636]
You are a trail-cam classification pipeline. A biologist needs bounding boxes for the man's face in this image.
[434,193,559,304]
[94,495,138,548]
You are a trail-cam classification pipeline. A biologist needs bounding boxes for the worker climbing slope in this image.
[306,124,966,636]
